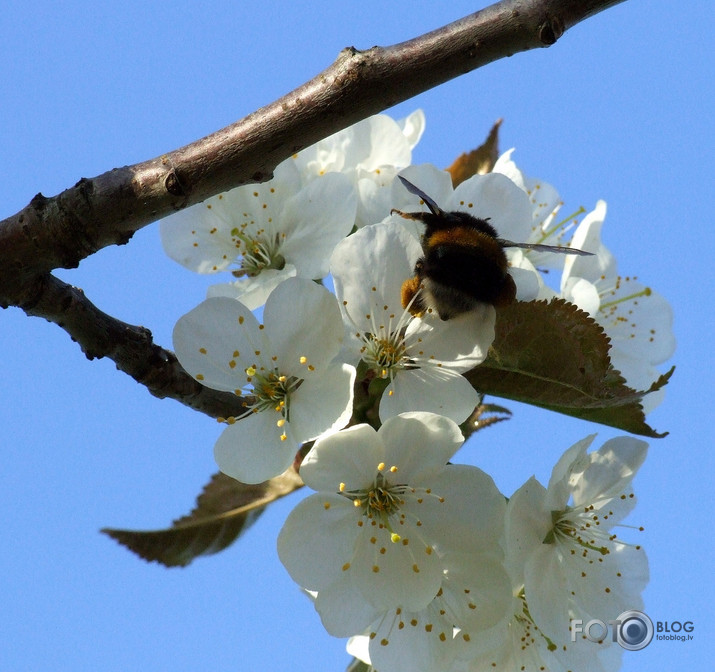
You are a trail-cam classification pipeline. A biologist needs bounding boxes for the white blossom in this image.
[277,413,509,650]
[505,435,649,647]
[291,110,426,227]
[330,221,494,424]
[160,162,357,308]
[172,278,355,483]
[560,201,676,410]
[493,152,675,409]
[341,549,511,672]
[453,594,622,672]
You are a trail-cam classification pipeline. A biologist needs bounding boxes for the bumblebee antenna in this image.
[397,176,444,215]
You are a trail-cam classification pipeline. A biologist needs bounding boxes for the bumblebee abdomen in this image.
[423,229,509,300]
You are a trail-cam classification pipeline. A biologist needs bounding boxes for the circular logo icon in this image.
[616,610,654,650]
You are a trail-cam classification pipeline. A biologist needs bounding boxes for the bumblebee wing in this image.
[497,239,594,256]
[397,176,444,216]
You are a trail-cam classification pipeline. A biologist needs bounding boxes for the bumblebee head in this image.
[392,174,500,239]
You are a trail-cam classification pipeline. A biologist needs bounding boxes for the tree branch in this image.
[1,0,625,301]
[0,0,626,418]
[23,273,250,419]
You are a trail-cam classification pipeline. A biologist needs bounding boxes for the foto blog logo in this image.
[571,610,655,650]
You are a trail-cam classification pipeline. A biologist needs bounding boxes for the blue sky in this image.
[1,1,712,670]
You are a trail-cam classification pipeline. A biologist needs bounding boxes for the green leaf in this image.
[101,468,303,567]
[446,118,502,187]
[465,299,671,438]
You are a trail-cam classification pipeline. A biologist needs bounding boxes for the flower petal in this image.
[331,221,421,332]
[277,493,359,589]
[279,172,357,278]
[213,412,295,484]
[380,367,479,425]
[376,412,464,480]
[300,423,384,493]
[449,172,533,243]
[573,436,648,508]
[350,518,443,612]
[405,306,495,371]
[172,297,269,392]
[205,266,297,309]
[315,573,382,637]
[262,278,344,374]
[287,361,355,443]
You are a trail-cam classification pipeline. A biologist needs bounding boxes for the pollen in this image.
[299,356,307,364]
[199,347,207,354]
[196,374,204,381]
[323,501,330,510]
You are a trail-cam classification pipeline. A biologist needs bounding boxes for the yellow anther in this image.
[390,533,401,543]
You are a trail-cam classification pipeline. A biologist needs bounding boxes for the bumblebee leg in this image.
[401,275,425,316]
[493,274,517,307]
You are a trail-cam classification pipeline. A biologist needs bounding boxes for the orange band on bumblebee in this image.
[401,276,424,315]
[427,228,507,269]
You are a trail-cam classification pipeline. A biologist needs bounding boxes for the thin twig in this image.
[22,274,249,418]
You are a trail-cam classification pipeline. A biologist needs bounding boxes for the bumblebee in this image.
[392,176,593,320]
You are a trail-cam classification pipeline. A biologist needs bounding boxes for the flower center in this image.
[230,225,286,278]
[339,464,413,540]
[244,367,302,441]
[542,505,613,557]
[361,332,411,379]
